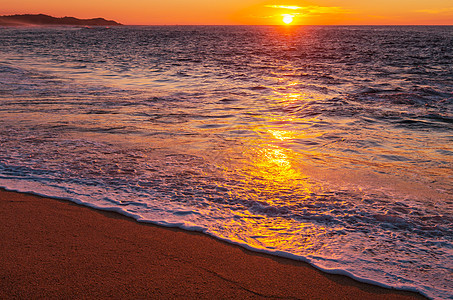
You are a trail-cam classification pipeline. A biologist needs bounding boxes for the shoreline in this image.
[0,188,426,299]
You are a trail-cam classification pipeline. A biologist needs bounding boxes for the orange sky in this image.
[1,0,452,25]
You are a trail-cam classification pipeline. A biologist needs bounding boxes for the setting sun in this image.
[282,14,294,24]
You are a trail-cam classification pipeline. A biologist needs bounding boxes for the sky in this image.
[1,0,453,25]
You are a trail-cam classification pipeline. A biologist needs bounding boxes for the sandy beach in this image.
[0,188,425,299]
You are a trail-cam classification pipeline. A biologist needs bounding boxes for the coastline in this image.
[0,188,426,299]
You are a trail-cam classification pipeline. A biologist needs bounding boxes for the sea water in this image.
[0,25,452,299]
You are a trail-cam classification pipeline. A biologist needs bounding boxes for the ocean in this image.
[0,25,452,299]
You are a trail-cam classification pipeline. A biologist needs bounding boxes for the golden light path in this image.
[203,91,332,252]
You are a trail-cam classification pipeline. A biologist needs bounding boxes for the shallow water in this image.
[0,25,452,299]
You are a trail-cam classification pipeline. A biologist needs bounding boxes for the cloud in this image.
[265,5,352,15]
[306,6,351,14]
[265,5,303,10]
[415,7,453,14]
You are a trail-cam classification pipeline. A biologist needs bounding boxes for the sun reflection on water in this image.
[269,129,293,141]
[223,140,322,212]
[249,146,299,184]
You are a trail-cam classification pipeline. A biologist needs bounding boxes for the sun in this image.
[282,14,294,24]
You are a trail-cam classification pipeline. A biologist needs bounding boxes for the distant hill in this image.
[0,14,122,26]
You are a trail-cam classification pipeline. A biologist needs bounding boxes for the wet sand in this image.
[0,188,425,299]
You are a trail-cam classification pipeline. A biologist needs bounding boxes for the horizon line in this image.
[2,14,452,26]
